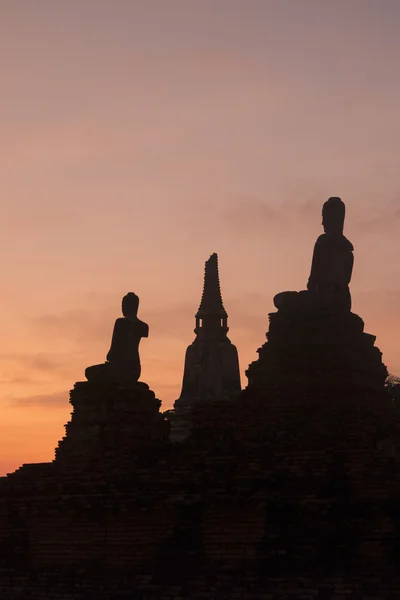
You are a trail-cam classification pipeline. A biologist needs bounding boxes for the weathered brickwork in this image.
[55,380,167,471]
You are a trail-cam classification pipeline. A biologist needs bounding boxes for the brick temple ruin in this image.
[171,252,241,442]
[1,197,400,599]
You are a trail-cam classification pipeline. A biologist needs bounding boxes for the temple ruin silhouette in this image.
[1,198,400,599]
[171,252,241,441]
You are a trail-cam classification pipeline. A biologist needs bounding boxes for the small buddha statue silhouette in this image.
[274,197,354,311]
[85,292,149,383]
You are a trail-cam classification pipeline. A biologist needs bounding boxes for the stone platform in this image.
[55,380,167,471]
[247,310,388,396]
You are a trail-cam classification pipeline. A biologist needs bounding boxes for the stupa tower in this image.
[195,252,228,340]
[174,253,241,415]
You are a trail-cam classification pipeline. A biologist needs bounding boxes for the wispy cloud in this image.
[0,352,82,381]
[11,390,69,409]
[28,307,116,350]
[218,194,400,238]
[1,120,120,173]
[353,202,400,235]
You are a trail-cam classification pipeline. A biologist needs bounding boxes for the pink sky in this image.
[1,0,400,475]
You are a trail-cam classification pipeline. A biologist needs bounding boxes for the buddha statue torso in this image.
[308,233,354,290]
[107,317,149,364]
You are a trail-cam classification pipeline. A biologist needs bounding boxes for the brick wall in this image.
[0,387,399,598]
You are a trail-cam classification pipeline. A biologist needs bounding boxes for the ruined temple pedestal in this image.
[55,380,166,471]
[247,309,388,395]
[244,308,397,454]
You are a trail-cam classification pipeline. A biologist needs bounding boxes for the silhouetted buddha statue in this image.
[274,197,354,311]
[85,292,149,383]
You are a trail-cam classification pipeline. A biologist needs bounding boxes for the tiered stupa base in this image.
[55,380,166,471]
[171,338,241,442]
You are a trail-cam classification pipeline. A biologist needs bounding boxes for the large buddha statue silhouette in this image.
[85,292,149,383]
[274,197,354,311]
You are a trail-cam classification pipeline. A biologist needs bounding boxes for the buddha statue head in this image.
[122,292,139,320]
[322,197,345,236]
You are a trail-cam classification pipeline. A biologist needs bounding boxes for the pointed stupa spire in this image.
[195,253,228,337]
[196,253,227,318]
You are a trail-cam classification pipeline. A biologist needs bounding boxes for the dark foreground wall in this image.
[1,392,400,599]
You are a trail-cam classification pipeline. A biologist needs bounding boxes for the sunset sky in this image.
[1,0,400,474]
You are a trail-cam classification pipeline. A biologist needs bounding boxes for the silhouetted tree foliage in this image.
[162,409,175,420]
[385,373,400,413]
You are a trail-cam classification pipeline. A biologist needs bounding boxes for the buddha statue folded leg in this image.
[85,363,108,381]
[85,360,141,383]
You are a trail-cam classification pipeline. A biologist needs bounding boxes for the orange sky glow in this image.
[1,0,400,475]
